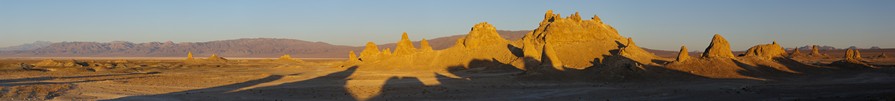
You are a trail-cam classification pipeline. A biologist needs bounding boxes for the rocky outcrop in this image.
[187,52,194,60]
[742,41,787,59]
[348,51,359,62]
[676,45,690,62]
[831,48,872,68]
[520,10,656,69]
[359,42,381,61]
[702,34,735,58]
[463,22,505,48]
[420,38,433,52]
[618,38,659,63]
[789,47,803,57]
[541,43,563,70]
[844,48,863,62]
[278,54,298,62]
[207,54,228,61]
[809,45,823,57]
[394,32,417,55]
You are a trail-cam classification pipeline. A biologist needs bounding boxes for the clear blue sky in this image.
[1,0,893,50]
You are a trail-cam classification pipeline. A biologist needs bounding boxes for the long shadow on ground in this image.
[105,66,358,101]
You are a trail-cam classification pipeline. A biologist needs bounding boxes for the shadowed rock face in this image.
[394,32,417,55]
[619,38,659,63]
[676,45,690,62]
[743,41,788,59]
[702,34,735,58]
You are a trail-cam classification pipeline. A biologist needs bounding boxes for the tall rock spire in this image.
[186,51,194,60]
[809,45,823,57]
[348,51,359,62]
[394,32,417,55]
[702,34,735,58]
[790,47,803,57]
[676,45,690,62]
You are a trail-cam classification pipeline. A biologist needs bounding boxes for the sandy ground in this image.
[0,58,894,101]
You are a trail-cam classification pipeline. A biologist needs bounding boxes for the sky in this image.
[1,0,893,51]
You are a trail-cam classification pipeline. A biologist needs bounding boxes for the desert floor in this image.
[1,58,894,101]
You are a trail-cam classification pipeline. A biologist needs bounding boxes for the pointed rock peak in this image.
[702,34,735,58]
[210,54,218,59]
[545,10,554,18]
[401,32,409,40]
[810,45,822,57]
[677,45,690,62]
[569,12,582,21]
[790,47,803,57]
[420,38,433,51]
[187,51,194,60]
[395,32,417,55]
[592,15,602,22]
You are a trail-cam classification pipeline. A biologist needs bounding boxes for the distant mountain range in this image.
[0,30,681,58]
[0,41,53,51]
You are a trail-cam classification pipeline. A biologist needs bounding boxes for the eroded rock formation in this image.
[520,10,657,69]
[187,52,194,60]
[844,48,863,62]
[359,42,381,61]
[789,47,803,57]
[420,38,433,52]
[701,34,735,58]
[676,45,690,62]
[348,51,359,62]
[809,45,823,57]
[742,41,787,59]
[394,32,417,55]
[463,22,505,48]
